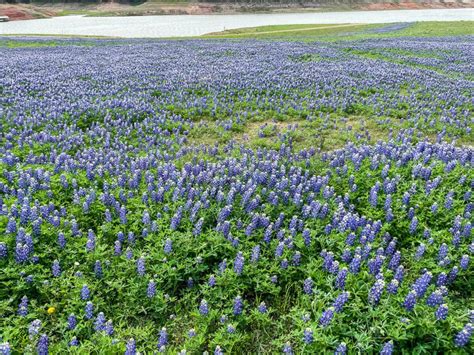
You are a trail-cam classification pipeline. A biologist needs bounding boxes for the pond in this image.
[0,9,472,38]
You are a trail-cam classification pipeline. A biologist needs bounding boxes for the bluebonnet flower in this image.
[333,291,349,312]
[282,342,293,354]
[460,255,469,270]
[170,207,183,230]
[105,320,114,336]
[368,255,384,275]
[85,301,94,319]
[137,257,146,277]
[303,277,313,295]
[369,280,385,306]
[426,290,443,307]
[158,327,168,349]
[214,346,224,355]
[147,280,156,298]
[415,244,425,260]
[437,272,448,287]
[403,290,417,311]
[199,299,209,316]
[15,243,29,263]
[380,341,394,355]
[435,304,448,321]
[349,255,361,274]
[28,319,42,339]
[81,284,90,300]
[128,232,135,245]
[447,266,459,284]
[301,314,310,322]
[57,232,66,249]
[335,268,348,290]
[6,217,16,234]
[411,271,432,298]
[251,245,260,263]
[0,243,7,259]
[445,191,454,210]
[319,307,335,327]
[188,328,196,338]
[334,342,347,355]
[164,238,172,254]
[94,312,106,332]
[409,217,418,235]
[369,184,379,207]
[341,249,352,264]
[94,260,103,278]
[86,230,96,252]
[302,229,311,246]
[37,334,49,355]
[303,328,313,344]
[292,251,301,266]
[114,240,122,256]
[52,260,61,277]
[69,337,78,347]
[345,233,356,246]
[233,296,243,315]
[218,259,227,274]
[454,323,473,347]
[119,205,127,225]
[234,252,244,275]
[187,277,194,288]
[125,338,136,355]
[275,242,284,258]
[387,279,399,295]
[67,314,77,330]
[0,342,11,355]
[218,205,232,223]
[18,296,28,316]
[438,243,448,261]
[258,302,267,314]
[193,218,204,236]
[227,324,236,334]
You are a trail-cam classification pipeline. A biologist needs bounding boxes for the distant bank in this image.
[0,1,472,21]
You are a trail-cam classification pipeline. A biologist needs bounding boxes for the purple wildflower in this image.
[454,323,473,347]
[233,296,243,315]
[303,277,313,295]
[67,314,77,330]
[403,290,417,311]
[199,299,209,316]
[380,341,394,355]
[125,338,136,355]
[319,307,335,327]
[303,328,313,344]
[234,252,244,275]
[136,257,146,277]
[435,304,448,321]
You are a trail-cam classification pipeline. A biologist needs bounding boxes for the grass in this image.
[202,21,474,40]
[203,23,379,39]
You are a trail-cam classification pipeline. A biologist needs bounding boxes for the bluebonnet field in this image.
[0,33,473,354]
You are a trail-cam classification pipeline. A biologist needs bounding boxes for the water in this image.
[0,9,472,38]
